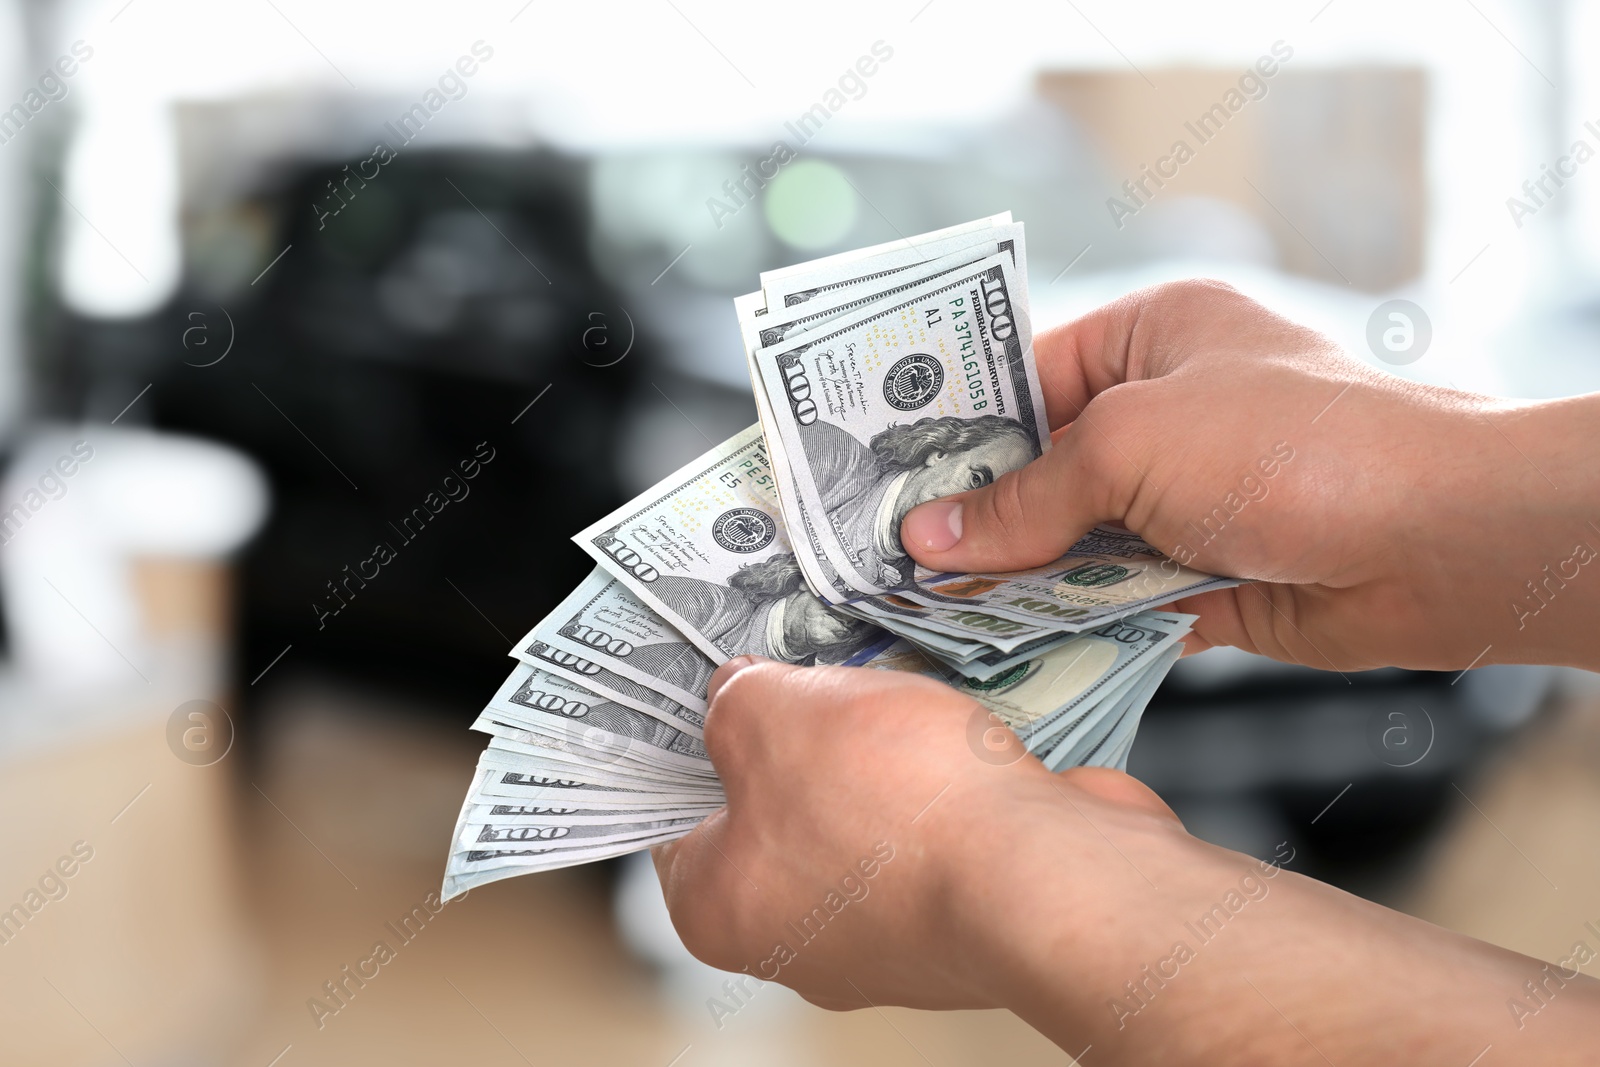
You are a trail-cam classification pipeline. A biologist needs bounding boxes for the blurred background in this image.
[0,0,1596,1063]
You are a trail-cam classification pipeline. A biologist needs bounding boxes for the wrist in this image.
[933,772,1225,1027]
[1444,391,1600,669]
[946,774,1600,1065]
[1366,386,1600,671]
[1491,393,1600,668]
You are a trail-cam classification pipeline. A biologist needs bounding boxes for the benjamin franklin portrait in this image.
[650,552,880,666]
[799,414,1040,589]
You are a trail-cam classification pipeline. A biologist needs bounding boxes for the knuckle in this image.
[1156,277,1242,309]
[1185,276,1241,298]
[1136,279,1254,357]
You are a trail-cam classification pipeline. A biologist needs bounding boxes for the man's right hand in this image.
[901,280,1600,672]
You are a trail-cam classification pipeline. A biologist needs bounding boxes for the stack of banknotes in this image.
[442,214,1236,898]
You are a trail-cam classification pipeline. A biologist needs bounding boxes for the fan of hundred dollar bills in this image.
[442,214,1237,898]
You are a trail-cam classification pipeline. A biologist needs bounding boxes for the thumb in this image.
[901,416,1138,573]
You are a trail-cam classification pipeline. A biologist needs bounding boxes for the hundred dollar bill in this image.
[742,293,1222,650]
[753,230,1024,348]
[862,637,1126,755]
[440,769,704,898]
[453,838,687,868]
[536,567,714,714]
[470,767,716,809]
[512,632,706,737]
[736,293,1069,655]
[472,762,720,809]
[1030,652,1160,770]
[475,720,699,789]
[854,611,1191,751]
[1096,653,1177,772]
[1042,699,1130,771]
[481,663,713,777]
[925,620,1133,681]
[760,212,1012,309]
[444,825,694,883]
[753,250,1046,597]
[1090,649,1178,769]
[1044,644,1180,772]
[444,839,680,897]
[472,726,706,792]
[746,229,1234,631]
[573,424,898,667]
[925,611,1191,751]
[457,813,702,852]
[444,612,1190,895]
[746,239,1031,608]
[1099,731,1138,773]
[838,593,1071,652]
[466,802,720,826]
[476,668,716,777]
[890,527,1238,630]
[736,289,877,604]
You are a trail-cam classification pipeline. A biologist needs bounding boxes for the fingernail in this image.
[707,654,767,703]
[903,500,964,553]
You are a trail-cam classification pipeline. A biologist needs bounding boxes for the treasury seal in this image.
[882,353,944,411]
[711,508,777,553]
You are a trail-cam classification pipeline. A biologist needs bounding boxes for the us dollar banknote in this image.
[892,526,1238,630]
[534,567,715,714]
[753,229,1023,348]
[753,251,1047,597]
[465,801,722,826]
[444,827,698,896]
[472,761,721,808]
[457,814,701,853]
[474,718,696,789]
[573,425,898,668]
[837,592,1073,652]
[759,212,1013,309]
[511,631,707,736]
[1043,644,1182,772]
[481,663,713,776]
[736,286,1084,655]
[868,610,1191,752]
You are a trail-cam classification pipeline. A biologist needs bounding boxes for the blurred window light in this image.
[764,159,858,249]
[590,153,742,249]
[1565,0,1600,280]
[22,0,1580,399]
[58,103,181,317]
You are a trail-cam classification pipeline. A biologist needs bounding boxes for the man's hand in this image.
[900,280,1600,672]
[652,654,1189,1014]
[655,655,1600,1065]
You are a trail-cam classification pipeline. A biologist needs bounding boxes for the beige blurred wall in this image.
[1039,66,1427,291]
[0,559,258,1065]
